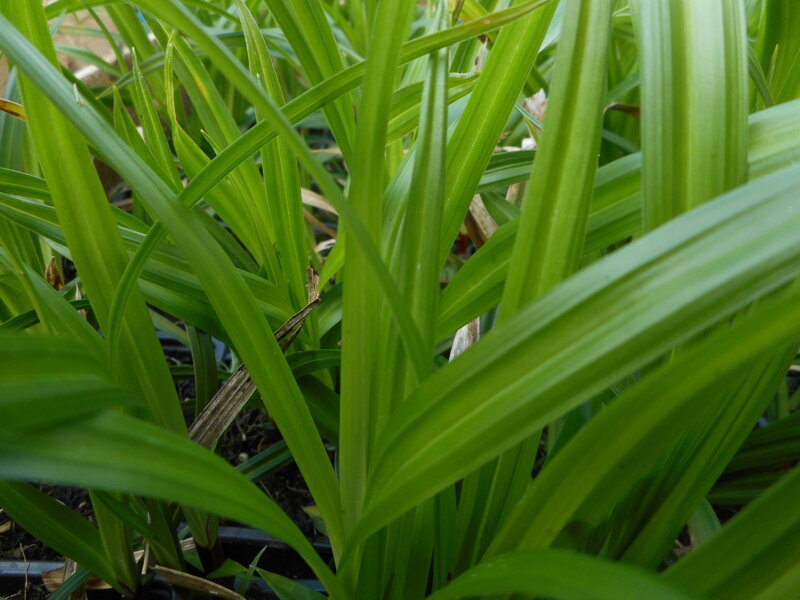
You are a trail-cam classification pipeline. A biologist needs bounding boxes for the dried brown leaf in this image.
[151,565,245,600]
[45,257,64,291]
[189,297,321,448]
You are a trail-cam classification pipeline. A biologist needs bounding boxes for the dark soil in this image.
[2,583,49,600]
[258,461,317,541]
[214,408,317,540]
[1,484,92,562]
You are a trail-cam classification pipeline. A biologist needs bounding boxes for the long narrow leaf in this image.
[357,163,800,545]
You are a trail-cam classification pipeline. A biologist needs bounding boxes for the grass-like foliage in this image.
[1,0,800,598]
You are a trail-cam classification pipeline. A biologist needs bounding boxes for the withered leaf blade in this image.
[464,195,499,248]
[189,293,321,448]
[42,567,110,592]
[189,366,256,449]
[449,318,480,361]
[45,257,64,291]
[0,97,25,120]
[151,565,245,600]
[604,102,640,119]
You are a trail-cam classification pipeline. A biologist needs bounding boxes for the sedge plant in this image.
[1,0,800,598]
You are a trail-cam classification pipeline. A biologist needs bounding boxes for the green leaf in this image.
[338,0,416,533]
[3,0,185,438]
[486,286,800,555]
[286,350,341,378]
[92,0,556,363]
[0,333,138,430]
[0,298,91,331]
[386,74,477,145]
[358,163,800,544]
[686,499,721,550]
[129,49,182,189]
[91,490,182,569]
[724,410,800,474]
[236,0,308,308]
[436,98,800,339]
[756,0,800,105]
[709,471,783,506]
[0,14,344,557]
[0,411,342,596]
[0,481,117,591]
[261,0,356,163]
[665,466,800,600]
[256,569,327,600]
[454,0,615,571]
[377,0,451,427]
[46,568,92,600]
[0,249,104,358]
[501,0,614,310]
[167,33,284,281]
[425,550,698,600]
[187,324,218,414]
[440,0,558,262]
[631,0,748,230]
[0,167,49,200]
[0,194,292,336]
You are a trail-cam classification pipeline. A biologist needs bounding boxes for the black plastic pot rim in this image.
[0,526,327,597]
[0,561,325,598]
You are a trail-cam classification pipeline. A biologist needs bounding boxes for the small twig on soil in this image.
[19,543,28,600]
